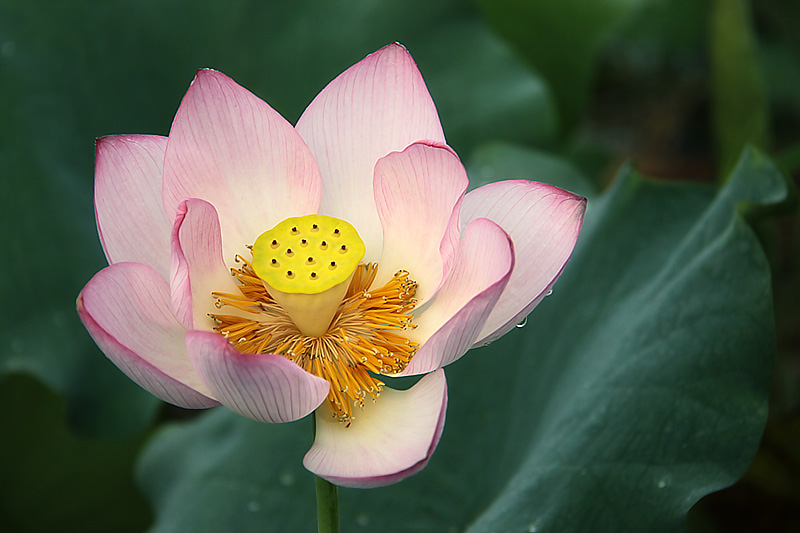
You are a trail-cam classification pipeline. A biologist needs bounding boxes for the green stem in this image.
[315,475,340,533]
[312,415,340,533]
[710,0,769,180]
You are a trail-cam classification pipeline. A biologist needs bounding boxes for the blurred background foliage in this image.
[1,0,798,531]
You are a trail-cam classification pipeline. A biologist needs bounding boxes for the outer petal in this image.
[162,69,322,261]
[170,198,240,329]
[461,181,586,345]
[402,218,514,376]
[77,262,218,408]
[304,369,447,488]
[374,142,467,304]
[296,43,446,260]
[186,331,330,423]
[95,135,171,277]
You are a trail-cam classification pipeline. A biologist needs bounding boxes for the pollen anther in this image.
[212,257,418,425]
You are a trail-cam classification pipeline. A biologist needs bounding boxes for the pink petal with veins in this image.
[170,198,239,330]
[374,142,466,304]
[296,43,446,260]
[461,181,586,345]
[403,218,513,375]
[78,262,218,408]
[162,69,321,261]
[304,370,447,488]
[186,331,329,423]
[95,135,171,277]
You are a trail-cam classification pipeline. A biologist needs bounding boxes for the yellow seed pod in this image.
[252,214,366,295]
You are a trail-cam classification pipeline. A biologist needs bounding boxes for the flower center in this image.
[209,214,419,425]
[252,214,367,337]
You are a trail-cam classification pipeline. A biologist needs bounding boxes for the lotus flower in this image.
[77,44,586,488]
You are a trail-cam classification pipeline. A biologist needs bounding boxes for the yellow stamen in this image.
[211,255,418,426]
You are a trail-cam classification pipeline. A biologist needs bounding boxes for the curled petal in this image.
[374,142,467,305]
[95,135,171,277]
[186,331,330,423]
[304,369,447,488]
[296,43,446,259]
[461,181,586,345]
[77,262,218,408]
[170,198,239,329]
[403,218,514,376]
[162,69,321,261]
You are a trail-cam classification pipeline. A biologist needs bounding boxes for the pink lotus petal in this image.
[461,181,586,345]
[373,142,466,305]
[162,69,322,262]
[296,43,446,260]
[304,369,447,488]
[77,262,218,408]
[95,135,171,277]
[403,218,514,376]
[186,331,330,423]
[170,198,239,330]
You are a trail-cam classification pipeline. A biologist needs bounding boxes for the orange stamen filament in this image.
[210,256,418,426]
